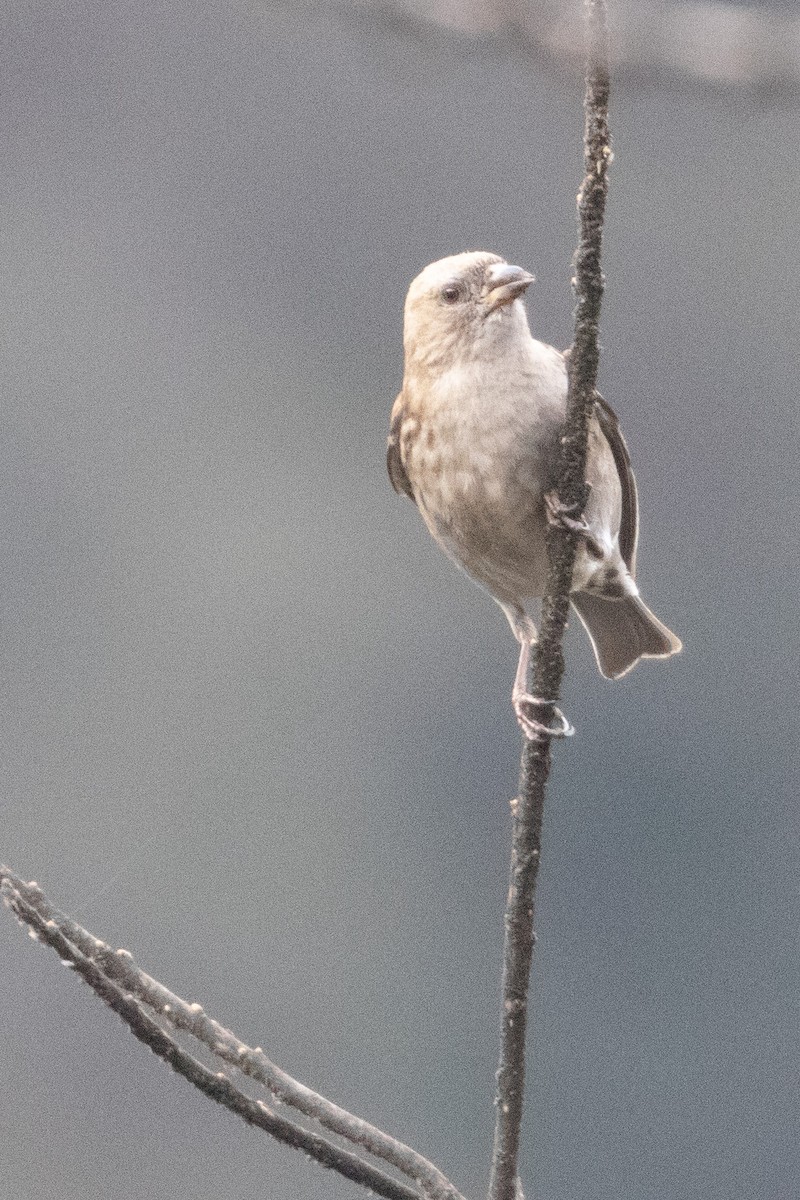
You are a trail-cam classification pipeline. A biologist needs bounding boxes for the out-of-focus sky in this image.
[2,3,798,1199]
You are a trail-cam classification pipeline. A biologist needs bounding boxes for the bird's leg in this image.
[502,604,574,740]
[512,635,533,717]
[512,640,574,740]
[544,487,604,561]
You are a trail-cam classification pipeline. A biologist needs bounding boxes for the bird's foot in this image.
[544,488,589,533]
[544,489,604,560]
[513,693,575,740]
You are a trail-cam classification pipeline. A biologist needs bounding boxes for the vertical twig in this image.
[487,4,611,1200]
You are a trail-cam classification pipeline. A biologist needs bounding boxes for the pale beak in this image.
[483,263,536,312]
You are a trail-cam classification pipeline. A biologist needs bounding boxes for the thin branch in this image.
[3,15,612,1200]
[1,866,467,1200]
[488,4,611,1200]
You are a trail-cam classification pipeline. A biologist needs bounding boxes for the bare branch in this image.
[1,866,467,1200]
[3,15,614,1200]
[488,4,611,1200]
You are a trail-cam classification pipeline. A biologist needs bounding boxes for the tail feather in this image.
[571,592,682,680]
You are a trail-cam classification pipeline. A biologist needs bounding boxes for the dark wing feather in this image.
[387,394,416,503]
[593,394,639,575]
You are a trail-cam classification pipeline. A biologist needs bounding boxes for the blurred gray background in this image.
[2,2,798,1198]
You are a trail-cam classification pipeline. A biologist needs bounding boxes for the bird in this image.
[387,250,681,739]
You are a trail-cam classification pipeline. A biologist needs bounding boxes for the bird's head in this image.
[403,251,535,371]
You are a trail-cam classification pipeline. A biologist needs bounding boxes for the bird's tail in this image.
[571,592,682,680]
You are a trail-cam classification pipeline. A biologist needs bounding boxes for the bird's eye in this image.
[440,284,462,304]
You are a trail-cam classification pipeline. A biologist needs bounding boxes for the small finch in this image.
[388,251,681,739]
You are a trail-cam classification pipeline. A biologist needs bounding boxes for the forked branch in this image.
[2,7,611,1200]
[0,866,466,1200]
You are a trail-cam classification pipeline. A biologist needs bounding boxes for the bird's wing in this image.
[593,393,639,576]
[387,393,416,502]
[558,346,639,574]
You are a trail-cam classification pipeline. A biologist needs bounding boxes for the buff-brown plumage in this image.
[388,251,681,737]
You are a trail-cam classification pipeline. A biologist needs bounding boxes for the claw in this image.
[544,489,604,560]
[514,694,575,740]
[510,626,576,739]
[544,488,589,531]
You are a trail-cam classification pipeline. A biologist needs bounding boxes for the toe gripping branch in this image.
[544,488,587,532]
[512,630,576,741]
[514,694,575,741]
[544,487,604,561]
